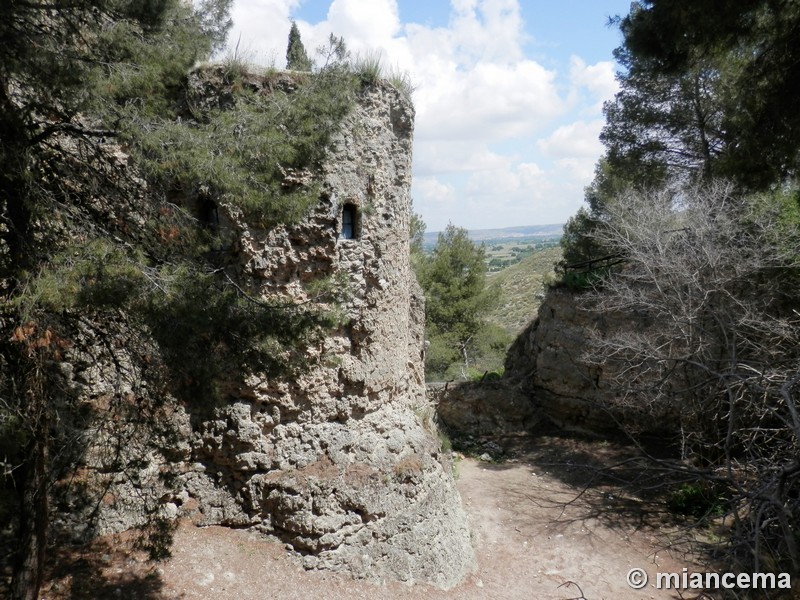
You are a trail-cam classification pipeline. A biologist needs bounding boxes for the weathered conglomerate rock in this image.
[503,287,615,433]
[430,381,540,438]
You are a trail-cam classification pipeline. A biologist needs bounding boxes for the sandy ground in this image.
[40,435,708,600]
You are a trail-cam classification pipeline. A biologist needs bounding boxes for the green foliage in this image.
[749,185,800,258]
[409,205,426,270]
[561,1,800,274]
[0,0,231,125]
[667,482,730,521]
[466,322,512,374]
[12,241,149,317]
[349,50,414,101]
[286,21,313,71]
[90,8,219,118]
[220,38,260,83]
[144,268,338,406]
[128,63,357,226]
[619,0,800,188]
[416,223,508,380]
[485,246,560,334]
[0,0,233,275]
[131,99,322,225]
[0,0,358,409]
[424,334,461,380]
[601,49,723,184]
[419,224,493,340]
[353,51,384,85]
[0,0,366,596]
[12,239,339,410]
[559,208,602,269]
[385,68,416,104]
[558,158,631,274]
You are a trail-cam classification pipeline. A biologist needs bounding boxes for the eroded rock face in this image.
[503,287,623,434]
[431,381,540,438]
[504,286,667,436]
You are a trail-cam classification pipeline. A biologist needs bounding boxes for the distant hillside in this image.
[423,223,563,248]
[485,246,562,336]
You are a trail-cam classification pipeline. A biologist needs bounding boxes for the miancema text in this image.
[658,569,791,590]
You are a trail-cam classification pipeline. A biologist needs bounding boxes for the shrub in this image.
[667,482,730,521]
[352,50,383,85]
[128,63,357,227]
[386,67,415,103]
[585,181,800,575]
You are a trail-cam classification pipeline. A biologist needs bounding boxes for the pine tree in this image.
[0,3,233,598]
[560,0,800,271]
[416,224,500,378]
[619,0,800,188]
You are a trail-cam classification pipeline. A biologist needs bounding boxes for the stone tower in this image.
[184,79,476,587]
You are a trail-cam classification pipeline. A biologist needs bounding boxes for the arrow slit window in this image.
[340,203,360,239]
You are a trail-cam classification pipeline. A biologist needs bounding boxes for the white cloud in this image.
[448,0,525,64]
[568,56,618,113]
[414,157,578,231]
[414,60,563,142]
[518,162,547,188]
[304,0,415,71]
[570,56,617,97]
[412,176,459,230]
[538,119,604,159]
[225,0,299,66]
[414,176,457,204]
[414,142,509,176]
[325,0,401,44]
[224,0,615,230]
[466,166,521,198]
[555,157,598,182]
[401,0,560,144]
[536,120,605,184]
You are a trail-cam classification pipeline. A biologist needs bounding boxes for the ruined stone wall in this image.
[430,381,539,438]
[503,287,615,434]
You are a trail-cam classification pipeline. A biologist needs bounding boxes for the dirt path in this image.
[42,436,701,600]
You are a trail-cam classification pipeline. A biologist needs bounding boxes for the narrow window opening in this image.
[340,203,359,239]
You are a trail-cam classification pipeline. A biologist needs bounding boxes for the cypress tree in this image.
[286,21,313,71]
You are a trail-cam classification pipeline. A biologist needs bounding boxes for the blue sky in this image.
[225,1,634,231]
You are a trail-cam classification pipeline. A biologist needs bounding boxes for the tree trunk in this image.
[10,387,49,600]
